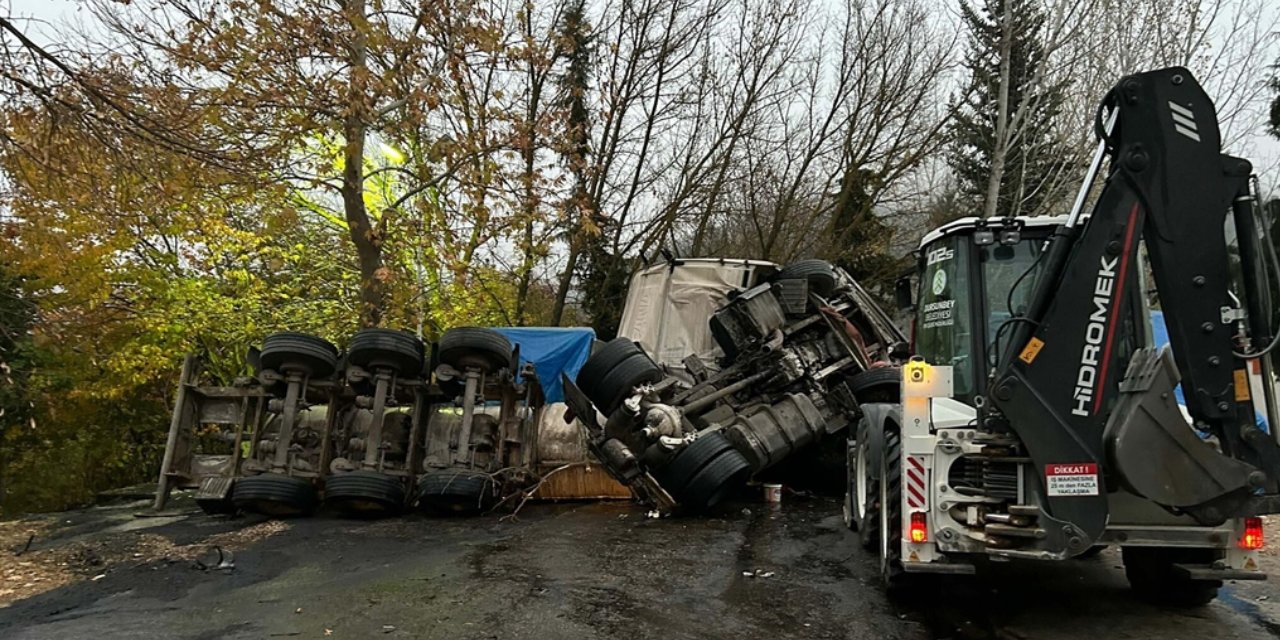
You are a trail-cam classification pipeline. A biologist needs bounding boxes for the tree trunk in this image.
[982,0,1014,219]
[340,0,383,328]
[551,233,581,325]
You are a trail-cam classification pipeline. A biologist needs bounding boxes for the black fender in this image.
[855,402,902,480]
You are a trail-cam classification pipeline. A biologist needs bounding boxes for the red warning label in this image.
[1045,463,1099,496]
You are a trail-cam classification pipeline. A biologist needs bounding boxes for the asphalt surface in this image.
[2,496,1280,639]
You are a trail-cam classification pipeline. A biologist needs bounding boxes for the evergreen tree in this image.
[1268,59,1280,140]
[551,0,595,325]
[948,0,1071,218]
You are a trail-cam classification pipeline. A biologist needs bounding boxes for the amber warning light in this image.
[1240,517,1264,550]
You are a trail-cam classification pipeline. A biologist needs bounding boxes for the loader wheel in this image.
[773,259,837,297]
[576,338,663,415]
[416,469,494,515]
[348,329,425,376]
[1122,547,1222,607]
[259,332,340,378]
[847,417,877,542]
[232,474,317,517]
[848,367,901,403]
[1075,545,1107,560]
[878,424,910,591]
[323,470,407,518]
[438,327,512,374]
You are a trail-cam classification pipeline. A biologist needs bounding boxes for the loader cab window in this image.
[980,239,1045,348]
[915,236,975,399]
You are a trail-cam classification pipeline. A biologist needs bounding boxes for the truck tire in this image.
[878,424,909,591]
[348,329,425,376]
[673,447,752,514]
[578,338,642,391]
[576,339,663,415]
[1122,547,1222,607]
[323,470,407,518]
[655,432,738,495]
[232,474,317,517]
[773,259,837,297]
[416,469,494,515]
[259,332,339,378]
[848,367,900,403]
[438,327,512,374]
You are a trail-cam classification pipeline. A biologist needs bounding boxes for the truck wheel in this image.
[576,338,663,415]
[1122,547,1222,607]
[416,469,494,515]
[773,259,837,297]
[438,327,512,374]
[348,329,425,376]
[259,332,340,378]
[655,432,737,491]
[673,447,752,514]
[323,470,407,518]
[878,424,909,591]
[232,474,317,517]
[848,367,900,404]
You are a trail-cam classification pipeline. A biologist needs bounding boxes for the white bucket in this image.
[763,483,783,503]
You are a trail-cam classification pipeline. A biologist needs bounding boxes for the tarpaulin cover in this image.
[492,327,596,403]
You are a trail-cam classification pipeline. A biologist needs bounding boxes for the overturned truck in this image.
[564,259,908,514]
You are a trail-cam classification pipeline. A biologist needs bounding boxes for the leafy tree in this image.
[949,0,1072,218]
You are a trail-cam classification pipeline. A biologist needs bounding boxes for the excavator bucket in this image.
[1105,347,1259,520]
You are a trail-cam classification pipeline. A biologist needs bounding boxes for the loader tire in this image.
[232,474,317,517]
[878,424,909,591]
[348,329,425,376]
[673,447,752,514]
[848,367,901,403]
[847,417,877,540]
[773,259,837,297]
[577,338,663,415]
[1122,547,1222,607]
[438,327,512,374]
[259,332,340,378]
[323,470,407,518]
[416,469,494,515]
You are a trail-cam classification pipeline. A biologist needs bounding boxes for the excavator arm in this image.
[990,67,1280,555]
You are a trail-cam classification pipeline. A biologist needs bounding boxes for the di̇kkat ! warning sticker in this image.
[1045,463,1099,497]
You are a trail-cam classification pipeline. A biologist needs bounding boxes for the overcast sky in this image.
[5,0,1280,192]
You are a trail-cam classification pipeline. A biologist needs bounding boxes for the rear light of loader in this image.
[1240,517,1264,550]
[909,511,928,543]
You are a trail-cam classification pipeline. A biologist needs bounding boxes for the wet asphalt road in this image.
[2,497,1280,639]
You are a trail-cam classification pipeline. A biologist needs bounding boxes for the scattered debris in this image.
[0,518,288,607]
[91,574,106,581]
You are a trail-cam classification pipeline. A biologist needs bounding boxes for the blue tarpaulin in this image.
[492,327,596,403]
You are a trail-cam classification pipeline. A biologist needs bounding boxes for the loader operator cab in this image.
[910,216,1143,408]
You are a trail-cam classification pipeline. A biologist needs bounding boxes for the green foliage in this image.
[948,0,1071,217]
